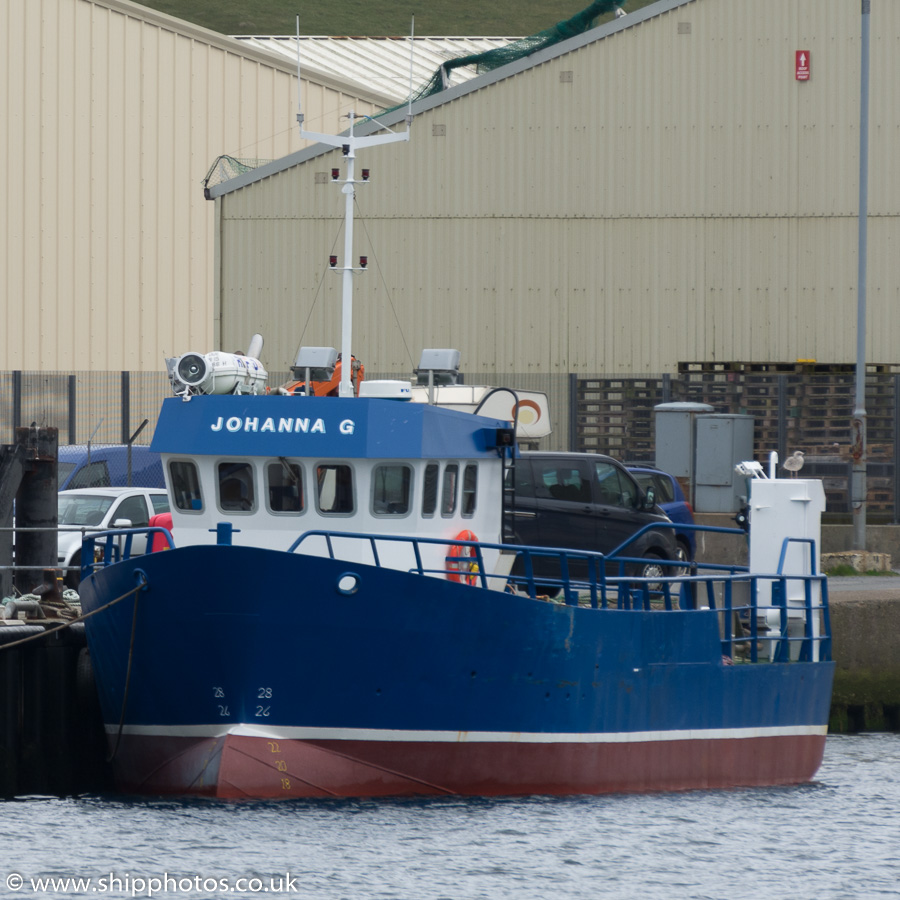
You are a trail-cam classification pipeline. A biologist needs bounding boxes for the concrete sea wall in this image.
[828,591,900,733]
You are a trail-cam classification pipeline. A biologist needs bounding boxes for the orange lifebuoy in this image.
[447,529,479,585]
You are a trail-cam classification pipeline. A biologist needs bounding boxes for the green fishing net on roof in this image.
[380,1,626,115]
[202,155,273,190]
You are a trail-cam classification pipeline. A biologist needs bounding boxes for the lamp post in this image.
[851,0,870,551]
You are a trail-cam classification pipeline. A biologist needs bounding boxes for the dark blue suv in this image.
[506,452,678,583]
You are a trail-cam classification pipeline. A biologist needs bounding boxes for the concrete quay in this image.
[826,576,900,733]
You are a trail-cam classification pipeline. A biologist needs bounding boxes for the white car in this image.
[58,487,170,588]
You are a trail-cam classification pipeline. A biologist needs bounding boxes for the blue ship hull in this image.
[79,544,834,798]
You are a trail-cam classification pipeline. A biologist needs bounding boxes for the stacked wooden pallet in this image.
[573,363,899,516]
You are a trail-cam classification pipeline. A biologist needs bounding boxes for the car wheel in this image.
[64,551,81,591]
[674,539,693,577]
[630,551,666,593]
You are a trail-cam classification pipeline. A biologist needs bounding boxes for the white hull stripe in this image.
[107,723,828,742]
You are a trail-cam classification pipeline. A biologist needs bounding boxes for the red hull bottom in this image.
[107,733,828,799]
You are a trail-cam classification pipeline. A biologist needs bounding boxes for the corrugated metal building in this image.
[207,0,900,382]
[0,0,389,372]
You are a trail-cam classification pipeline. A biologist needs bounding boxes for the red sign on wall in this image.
[796,50,810,81]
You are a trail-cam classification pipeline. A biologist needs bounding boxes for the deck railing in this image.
[289,527,831,664]
[79,523,831,664]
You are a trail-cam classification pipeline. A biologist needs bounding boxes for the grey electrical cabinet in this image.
[694,414,755,513]
[654,402,715,480]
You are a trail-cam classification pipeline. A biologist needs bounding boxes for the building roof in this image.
[233,36,522,104]
[96,0,393,103]
[209,0,674,199]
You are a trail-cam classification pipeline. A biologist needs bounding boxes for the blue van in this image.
[58,444,165,491]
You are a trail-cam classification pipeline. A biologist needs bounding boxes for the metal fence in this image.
[0,371,171,448]
[3,364,898,520]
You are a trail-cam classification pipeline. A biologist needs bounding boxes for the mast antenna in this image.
[294,18,413,398]
[296,15,303,129]
[407,16,415,125]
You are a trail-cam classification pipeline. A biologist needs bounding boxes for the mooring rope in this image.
[0,577,147,765]
[0,582,144,652]
[107,582,143,762]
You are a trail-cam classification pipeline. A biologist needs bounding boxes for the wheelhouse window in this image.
[267,460,304,514]
[372,465,412,516]
[218,461,255,512]
[462,464,477,517]
[441,464,458,516]
[422,463,439,517]
[316,464,354,514]
[169,460,203,512]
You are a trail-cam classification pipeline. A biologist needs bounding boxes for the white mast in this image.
[296,19,413,398]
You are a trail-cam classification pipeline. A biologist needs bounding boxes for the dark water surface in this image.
[3,734,898,899]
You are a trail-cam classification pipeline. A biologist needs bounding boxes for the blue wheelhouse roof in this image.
[150,395,510,460]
